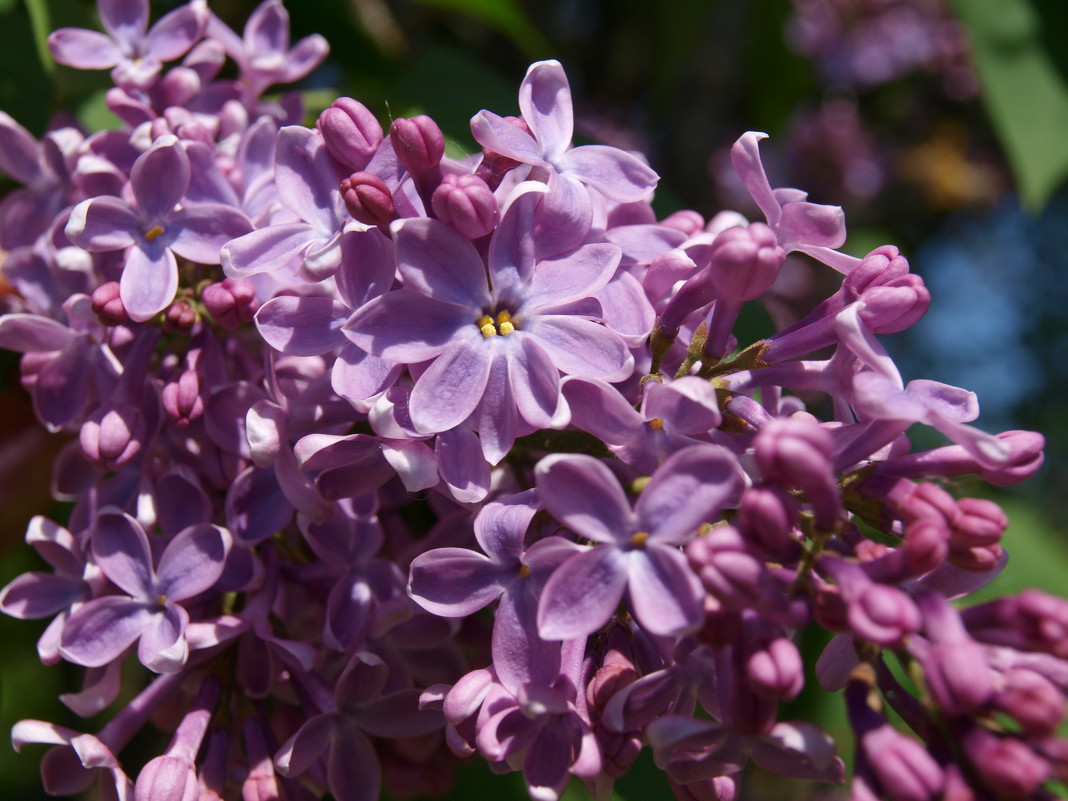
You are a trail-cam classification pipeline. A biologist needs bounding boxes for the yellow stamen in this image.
[648,417,664,430]
[480,322,498,338]
[630,531,650,548]
[518,564,531,579]
[145,224,165,242]
[158,594,168,605]
[499,321,515,335]
[496,310,511,326]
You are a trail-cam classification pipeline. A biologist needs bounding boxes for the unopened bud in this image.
[318,98,383,172]
[431,173,498,239]
[80,403,146,470]
[202,278,259,330]
[340,172,395,228]
[163,300,197,332]
[390,115,445,175]
[91,282,129,326]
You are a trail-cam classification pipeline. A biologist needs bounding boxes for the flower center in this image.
[145,224,166,242]
[630,531,650,548]
[477,309,518,338]
[648,417,664,430]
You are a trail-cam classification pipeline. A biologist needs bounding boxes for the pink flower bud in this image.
[950,497,1007,547]
[202,278,259,330]
[390,115,445,175]
[857,274,930,333]
[318,97,383,172]
[746,637,804,700]
[340,171,395,228]
[162,367,205,428]
[660,209,705,235]
[80,403,145,470]
[862,724,945,801]
[706,222,785,303]
[844,245,910,298]
[962,728,1050,798]
[163,300,197,332]
[431,173,498,239]
[90,281,129,326]
[995,668,1066,737]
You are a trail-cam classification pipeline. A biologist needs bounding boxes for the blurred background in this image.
[2,0,1068,798]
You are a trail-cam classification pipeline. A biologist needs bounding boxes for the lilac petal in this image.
[380,438,438,492]
[358,688,444,738]
[524,243,621,311]
[60,661,123,717]
[929,417,1012,469]
[409,548,508,616]
[120,244,178,321]
[343,289,470,363]
[487,183,543,295]
[538,546,627,640]
[777,201,846,250]
[91,509,154,598]
[644,377,721,436]
[27,517,82,576]
[906,379,979,423]
[627,545,704,636]
[328,725,379,801]
[0,314,75,353]
[637,445,742,544]
[470,110,544,165]
[220,222,316,278]
[595,270,655,343]
[154,469,212,538]
[0,111,43,184]
[48,29,124,70]
[139,603,188,673]
[473,488,539,562]
[393,217,491,307]
[255,295,349,356]
[99,0,149,45]
[0,572,86,619]
[65,196,139,251]
[324,575,373,651]
[409,341,493,434]
[155,524,230,601]
[436,426,491,503]
[131,136,189,221]
[523,727,574,801]
[750,722,844,783]
[476,353,519,464]
[275,126,340,230]
[332,344,399,409]
[225,464,294,546]
[730,131,780,225]
[169,204,253,263]
[478,706,538,762]
[815,634,859,692]
[564,144,658,202]
[535,171,593,259]
[510,336,560,429]
[12,719,79,750]
[275,447,332,523]
[560,376,642,446]
[277,34,330,83]
[520,59,573,158]
[33,340,92,430]
[143,1,205,62]
[852,371,926,422]
[275,713,335,777]
[526,315,631,378]
[335,228,395,310]
[493,585,560,694]
[535,453,633,544]
[59,596,153,667]
[245,0,289,52]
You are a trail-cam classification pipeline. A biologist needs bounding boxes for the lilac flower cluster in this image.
[0,1,1062,800]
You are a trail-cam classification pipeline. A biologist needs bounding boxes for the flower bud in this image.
[660,209,704,236]
[91,281,129,326]
[994,668,1066,737]
[80,403,146,470]
[844,245,910,298]
[857,274,930,334]
[754,417,839,531]
[861,724,944,801]
[706,222,785,303]
[902,518,949,576]
[163,299,197,333]
[318,97,383,172]
[746,636,804,700]
[431,173,498,239]
[921,639,993,717]
[390,115,445,175]
[340,171,395,228]
[961,728,1050,798]
[202,278,259,330]
[977,430,1044,485]
[162,366,205,428]
[950,497,1006,548]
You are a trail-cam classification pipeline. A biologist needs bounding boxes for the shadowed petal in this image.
[473,488,539,562]
[393,217,491,307]
[155,524,231,601]
[410,340,493,434]
[328,723,379,801]
[409,548,508,616]
[538,546,627,640]
[535,453,632,544]
[60,597,153,667]
[256,295,349,356]
[91,510,154,598]
[519,60,573,159]
[510,336,559,429]
[627,545,703,636]
[139,603,188,673]
[636,445,742,544]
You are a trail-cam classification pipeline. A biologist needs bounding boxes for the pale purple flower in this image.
[345,183,632,463]
[48,0,208,90]
[65,134,252,321]
[59,508,231,673]
[535,444,743,639]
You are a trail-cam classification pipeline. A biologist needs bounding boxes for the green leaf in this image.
[952,0,1068,210]
[406,0,552,57]
[22,0,53,75]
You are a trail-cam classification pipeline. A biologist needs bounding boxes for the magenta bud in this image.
[80,403,146,470]
[163,300,197,332]
[995,668,1066,737]
[746,637,804,700]
[844,245,910,298]
[962,728,1050,798]
[921,639,994,717]
[862,724,945,801]
[849,583,921,646]
[754,417,839,530]
[903,518,949,575]
[978,430,1044,486]
[390,115,445,175]
[947,541,1002,572]
[135,755,199,801]
[660,209,705,235]
[90,281,129,326]
[162,368,205,428]
[1014,589,1068,657]
[318,97,383,172]
[950,497,1007,548]
[430,173,498,239]
[706,222,785,303]
[736,486,802,562]
[340,171,395,228]
[857,274,930,333]
[202,278,260,331]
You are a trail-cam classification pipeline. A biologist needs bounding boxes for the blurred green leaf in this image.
[23,0,53,75]
[407,0,552,57]
[952,0,1068,210]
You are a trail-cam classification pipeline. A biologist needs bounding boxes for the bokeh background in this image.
[2,0,1068,798]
